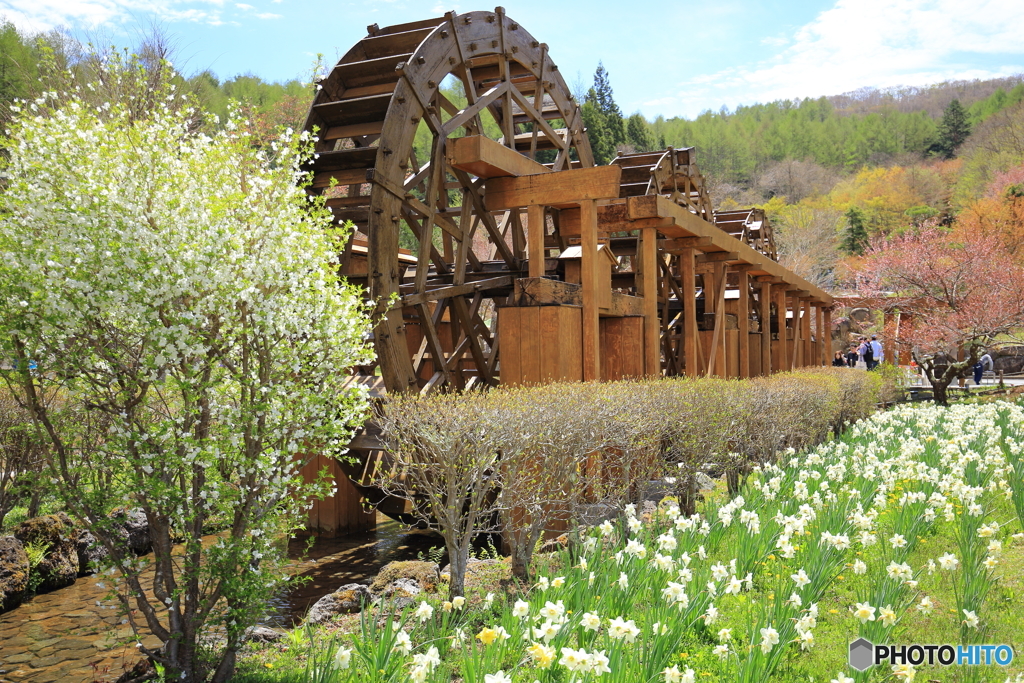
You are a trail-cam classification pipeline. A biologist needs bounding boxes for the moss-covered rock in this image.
[368,560,439,596]
[306,583,371,624]
[0,535,29,611]
[13,513,78,591]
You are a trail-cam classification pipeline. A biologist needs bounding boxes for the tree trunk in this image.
[210,647,237,683]
[678,473,698,517]
[510,534,533,583]
[27,488,41,518]
[446,538,469,598]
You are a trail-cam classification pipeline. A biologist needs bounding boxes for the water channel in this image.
[0,516,439,683]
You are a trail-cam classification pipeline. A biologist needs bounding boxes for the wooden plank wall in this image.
[600,317,646,381]
[299,453,376,537]
[499,305,584,385]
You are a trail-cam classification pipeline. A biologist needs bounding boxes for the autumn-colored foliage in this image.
[953,163,1024,259]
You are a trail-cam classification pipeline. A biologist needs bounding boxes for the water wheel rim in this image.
[303,9,593,394]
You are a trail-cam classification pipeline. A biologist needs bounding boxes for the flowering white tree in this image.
[0,67,374,681]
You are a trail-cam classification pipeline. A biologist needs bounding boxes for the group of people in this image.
[832,335,884,370]
[831,338,997,384]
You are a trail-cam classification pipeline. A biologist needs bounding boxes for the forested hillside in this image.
[3,20,1023,293]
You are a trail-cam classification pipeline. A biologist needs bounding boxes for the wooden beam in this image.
[395,275,514,309]
[737,267,750,378]
[659,236,712,251]
[485,165,623,210]
[774,284,790,373]
[758,279,772,376]
[802,299,812,368]
[681,248,698,378]
[823,307,832,365]
[697,251,739,263]
[638,227,660,377]
[713,262,727,376]
[790,292,801,369]
[511,277,643,316]
[528,204,545,278]
[447,134,549,179]
[625,194,833,305]
[580,199,600,381]
[816,303,826,366]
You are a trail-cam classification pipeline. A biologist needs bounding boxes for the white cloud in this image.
[255,11,281,19]
[0,0,238,31]
[760,35,788,48]
[648,0,1024,117]
[235,3,254,9]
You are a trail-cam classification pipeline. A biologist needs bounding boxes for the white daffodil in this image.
[853,602,876,624]
[581,612,602,632]
[759,626,780,654]
[791,568,811,588]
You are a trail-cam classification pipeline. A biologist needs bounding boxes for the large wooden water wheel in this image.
[303,8,594,394]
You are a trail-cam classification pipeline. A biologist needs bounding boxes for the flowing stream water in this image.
[0,517,438,683]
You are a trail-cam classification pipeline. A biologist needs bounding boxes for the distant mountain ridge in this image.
[826,75,1024,119]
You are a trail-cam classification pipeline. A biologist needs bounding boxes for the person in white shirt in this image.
[868,335,883,370]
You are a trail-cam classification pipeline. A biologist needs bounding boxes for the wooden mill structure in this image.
[297,9,835,535]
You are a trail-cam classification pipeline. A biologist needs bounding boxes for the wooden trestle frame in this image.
[300,9,835,534]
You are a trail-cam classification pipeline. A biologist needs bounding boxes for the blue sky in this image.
[3,0,1024,119]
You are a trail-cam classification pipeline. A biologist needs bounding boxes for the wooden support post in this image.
[580,199,600,381]
[816,304,825,366]
[790,292,801,369]
[706,261,727,377]
[823,306,832,364]
[737,268,750,378]
[681,247,698,377]
[802,299,812,367]
[883,310,897,365]
[758,279,772,376]
[528,204,545,278]
[638,227,660,377]
[715,262,728,377]
[774,285,789,372]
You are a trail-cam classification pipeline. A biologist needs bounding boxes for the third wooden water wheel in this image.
[303,8,594,394]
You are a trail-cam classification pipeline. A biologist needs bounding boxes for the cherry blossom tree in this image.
[0,63,373,680]
[854,226,1024,404]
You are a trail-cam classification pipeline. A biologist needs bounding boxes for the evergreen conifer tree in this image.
[625,113,654,152]
[581,63,626,164]
[843,206,869,255]
[933,98,971,159]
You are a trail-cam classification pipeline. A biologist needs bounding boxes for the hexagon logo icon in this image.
[849,637,875,671]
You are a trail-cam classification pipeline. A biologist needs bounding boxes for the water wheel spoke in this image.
[307,9,593,392]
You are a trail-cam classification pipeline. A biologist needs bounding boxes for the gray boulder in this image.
[107,507,151,555]
[74,529,108,576]
[374,577,421,610]
[0,536,29,611]
[242,625,284,643]
[306,583,371,624]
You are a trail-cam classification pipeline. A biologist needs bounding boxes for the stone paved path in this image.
[0,518,436,682]
[0,577,160,682]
